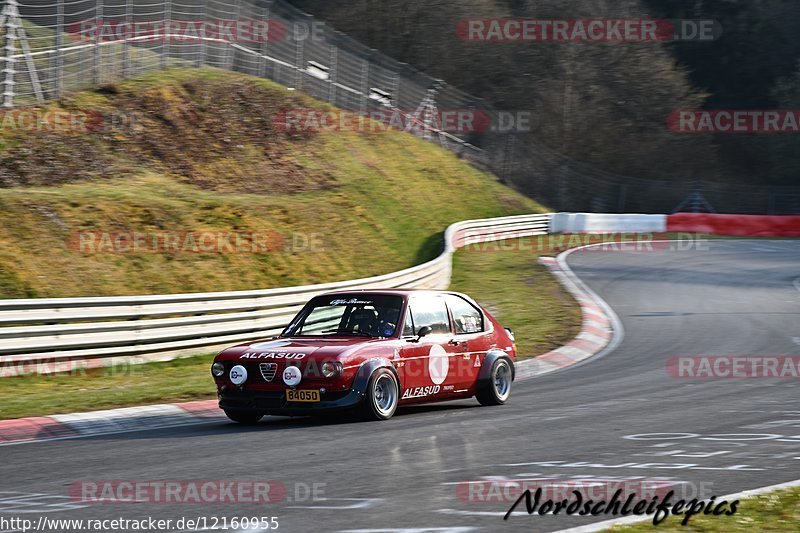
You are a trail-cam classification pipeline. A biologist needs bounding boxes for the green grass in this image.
[608,487,800,531]
[0,238,582,419]
[0,356,216,420]
[450,244,582,358]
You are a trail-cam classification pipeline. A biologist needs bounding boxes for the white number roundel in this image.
[428,345,449,385]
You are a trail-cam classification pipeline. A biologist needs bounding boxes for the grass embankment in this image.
[608,487,800,532]
[0,68,582,419]
[0,67,544,297]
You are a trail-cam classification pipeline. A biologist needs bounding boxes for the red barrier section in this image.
[668,213,800,236]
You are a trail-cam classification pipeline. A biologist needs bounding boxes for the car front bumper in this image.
[218,388,365,416]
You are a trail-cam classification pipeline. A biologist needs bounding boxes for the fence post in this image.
[196,0,206,67]
[327,41,337,105]
[226,0,240,71]
[52,0,63,97]
[122,0,131,77]
[93,0,102,84]
[390,71,400,109]
[294,15,309,90]
[257,0,272,77]
[360,52,372,113]
[0,0,15,107]
[161,0,171,69]
[500,133,515,184]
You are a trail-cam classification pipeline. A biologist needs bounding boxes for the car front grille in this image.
[259,363,278,382]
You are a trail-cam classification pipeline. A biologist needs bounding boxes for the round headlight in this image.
[322,362,336,378]
[211,362,225,378]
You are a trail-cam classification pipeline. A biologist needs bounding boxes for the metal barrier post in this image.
[93,0,102,84]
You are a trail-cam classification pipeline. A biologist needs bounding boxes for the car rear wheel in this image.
[361,368,399,420]
[476,358,512,406]
[224,409,263,425]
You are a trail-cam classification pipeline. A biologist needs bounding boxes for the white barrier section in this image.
[551,213,667,234]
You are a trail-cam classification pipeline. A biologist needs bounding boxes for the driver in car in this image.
[349,305,399,337]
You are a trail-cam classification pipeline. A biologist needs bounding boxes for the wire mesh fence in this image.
[3,0,484,159]
[498,132,800,215]
[2,0,798,214]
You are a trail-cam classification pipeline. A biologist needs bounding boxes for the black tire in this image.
[360,368,399,421]
[224,409,263,425]
[476,358,513,406]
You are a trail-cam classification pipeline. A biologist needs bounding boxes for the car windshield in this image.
[284,295,404,338]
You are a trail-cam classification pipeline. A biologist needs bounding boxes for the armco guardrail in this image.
[551,213,667,234]
[0,213,551,374]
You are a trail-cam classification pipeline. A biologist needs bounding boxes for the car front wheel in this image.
[361,368,399,420]
[224,409,264,425]
[476,358,512,406]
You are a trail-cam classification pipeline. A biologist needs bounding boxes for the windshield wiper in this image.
[321,329,376,338]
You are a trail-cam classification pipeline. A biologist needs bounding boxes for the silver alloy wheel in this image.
[373,374,397,416]
[493,361,511,401]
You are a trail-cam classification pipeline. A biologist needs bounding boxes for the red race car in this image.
[211,290,517,422]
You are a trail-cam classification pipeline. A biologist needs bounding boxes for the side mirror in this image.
[416,326,432,339]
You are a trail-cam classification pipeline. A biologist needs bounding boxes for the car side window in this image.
[402,307,415,337]
[408,295,451,335]
[446,295,484,334]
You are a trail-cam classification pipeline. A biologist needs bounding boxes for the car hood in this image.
[216,336,390,362]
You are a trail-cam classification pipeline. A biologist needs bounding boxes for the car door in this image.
[398,294,461,401]
[445,294,490,390]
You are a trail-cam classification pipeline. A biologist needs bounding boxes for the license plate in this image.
[286,389,320,402]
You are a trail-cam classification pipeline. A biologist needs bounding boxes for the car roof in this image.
[319,289,469,299]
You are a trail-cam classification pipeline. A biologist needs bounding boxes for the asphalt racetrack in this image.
[3,240,800,532]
